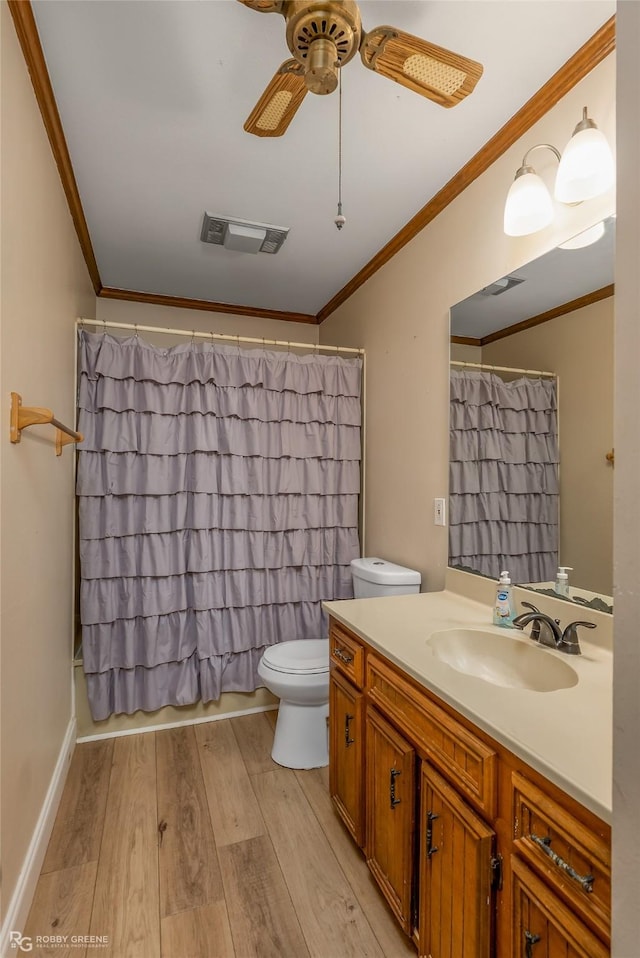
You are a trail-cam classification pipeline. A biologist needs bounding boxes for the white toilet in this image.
[258,557,421,770]
[258,639,330,769]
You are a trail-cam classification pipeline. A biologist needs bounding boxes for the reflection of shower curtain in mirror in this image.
[449,369,559,583]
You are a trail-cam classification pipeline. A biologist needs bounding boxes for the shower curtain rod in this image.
[77,318,364,356]
[450,359,557,379]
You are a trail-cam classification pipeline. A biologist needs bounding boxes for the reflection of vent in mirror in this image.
[480,275,525,296]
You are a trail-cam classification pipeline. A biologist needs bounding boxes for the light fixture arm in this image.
[572,105,598,136]
[515,143,561,180]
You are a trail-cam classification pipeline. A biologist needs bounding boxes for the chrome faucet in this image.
[512,602,596,655]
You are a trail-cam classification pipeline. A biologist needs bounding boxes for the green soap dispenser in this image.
[493,570,516,627]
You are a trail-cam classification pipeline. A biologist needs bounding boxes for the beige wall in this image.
[613,2,640,951]
[450,343,482,363]
[320,55,615,594]
[0,3,96,925]
[95,297,320,346]
[483,297,614,595]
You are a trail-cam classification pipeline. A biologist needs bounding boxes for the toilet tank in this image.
[351,557,421,598]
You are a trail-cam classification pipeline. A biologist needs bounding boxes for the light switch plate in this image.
[434,498,446,526]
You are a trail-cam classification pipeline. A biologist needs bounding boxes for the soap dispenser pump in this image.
[555,566,573,597]
[493,570,516,627]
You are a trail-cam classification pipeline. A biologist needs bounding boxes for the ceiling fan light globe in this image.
[554,127,615,204]
[504,170,554,237]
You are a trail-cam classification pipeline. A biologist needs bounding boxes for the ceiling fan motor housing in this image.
[283,0,361,93]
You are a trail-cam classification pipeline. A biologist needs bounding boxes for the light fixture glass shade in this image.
[558,221,606,250]
[503,170,554,237]
[554,127,615,204]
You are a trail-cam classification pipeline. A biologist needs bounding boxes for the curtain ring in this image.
[236,334,241,355]
[102,319,107,336]
[134,324,139,339]
[191,329,196,346]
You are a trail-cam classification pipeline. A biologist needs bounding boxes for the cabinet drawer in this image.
[512,771,611,941]
[329,621,365,689]
[367,654,497,818]
[511,856,608,958]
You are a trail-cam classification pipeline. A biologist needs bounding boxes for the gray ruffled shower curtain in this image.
[449,369,559,583]
[77,331,361,720]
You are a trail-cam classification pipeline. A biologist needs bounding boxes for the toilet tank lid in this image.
[350,557,421,586]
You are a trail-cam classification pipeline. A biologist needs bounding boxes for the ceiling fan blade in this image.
[244,60,308,137]
[361,26,483,108]
[236,0,284,13]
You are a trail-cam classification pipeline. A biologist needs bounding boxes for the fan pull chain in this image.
[335,68,346,230]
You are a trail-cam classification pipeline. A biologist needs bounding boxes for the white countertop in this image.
[323,589,612,823]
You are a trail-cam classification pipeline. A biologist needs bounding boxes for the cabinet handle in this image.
[426,811,439,858]
[389,767,401,808]
[344,713,355,747]
[333,646,354,665]
[524,931,541,958]
[530,834,594,893]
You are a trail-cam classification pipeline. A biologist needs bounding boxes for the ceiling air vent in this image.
[200,213,289,255]
[479,275,525,296]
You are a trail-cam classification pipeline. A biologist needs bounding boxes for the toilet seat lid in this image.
[262,639,329,674]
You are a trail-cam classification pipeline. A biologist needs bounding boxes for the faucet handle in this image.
[560,620,596,655]
[519,601,541,641]
[521,602,540,611]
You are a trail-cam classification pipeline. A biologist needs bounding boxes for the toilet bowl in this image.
[258,638,329,769]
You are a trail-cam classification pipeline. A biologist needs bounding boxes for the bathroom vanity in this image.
[323,589,611,958]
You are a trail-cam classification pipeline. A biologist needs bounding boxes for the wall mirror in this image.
[448,216,614,612]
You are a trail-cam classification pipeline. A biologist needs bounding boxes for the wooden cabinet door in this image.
[511,857,609,958]
[329,669,365,847]
[365,705,415,933]
[419,762,494,958]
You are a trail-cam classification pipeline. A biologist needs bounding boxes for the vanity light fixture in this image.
[503,106,614,238]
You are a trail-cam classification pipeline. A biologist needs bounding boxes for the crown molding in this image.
[450,336,482,347]
[8,0,102,294]
[98,288,318,325]
[316,16,616,324]
[478,283,614,346]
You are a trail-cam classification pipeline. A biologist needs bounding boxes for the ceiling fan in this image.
[237,0,483,137]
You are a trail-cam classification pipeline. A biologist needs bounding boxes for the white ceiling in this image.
[32,0,615,318]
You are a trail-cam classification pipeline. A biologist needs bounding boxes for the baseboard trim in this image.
[0,717,77,956]
[76,703,278,743]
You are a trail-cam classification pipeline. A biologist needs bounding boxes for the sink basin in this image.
[426,629,579,692]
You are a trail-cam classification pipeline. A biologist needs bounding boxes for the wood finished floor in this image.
[25,711,415,958]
